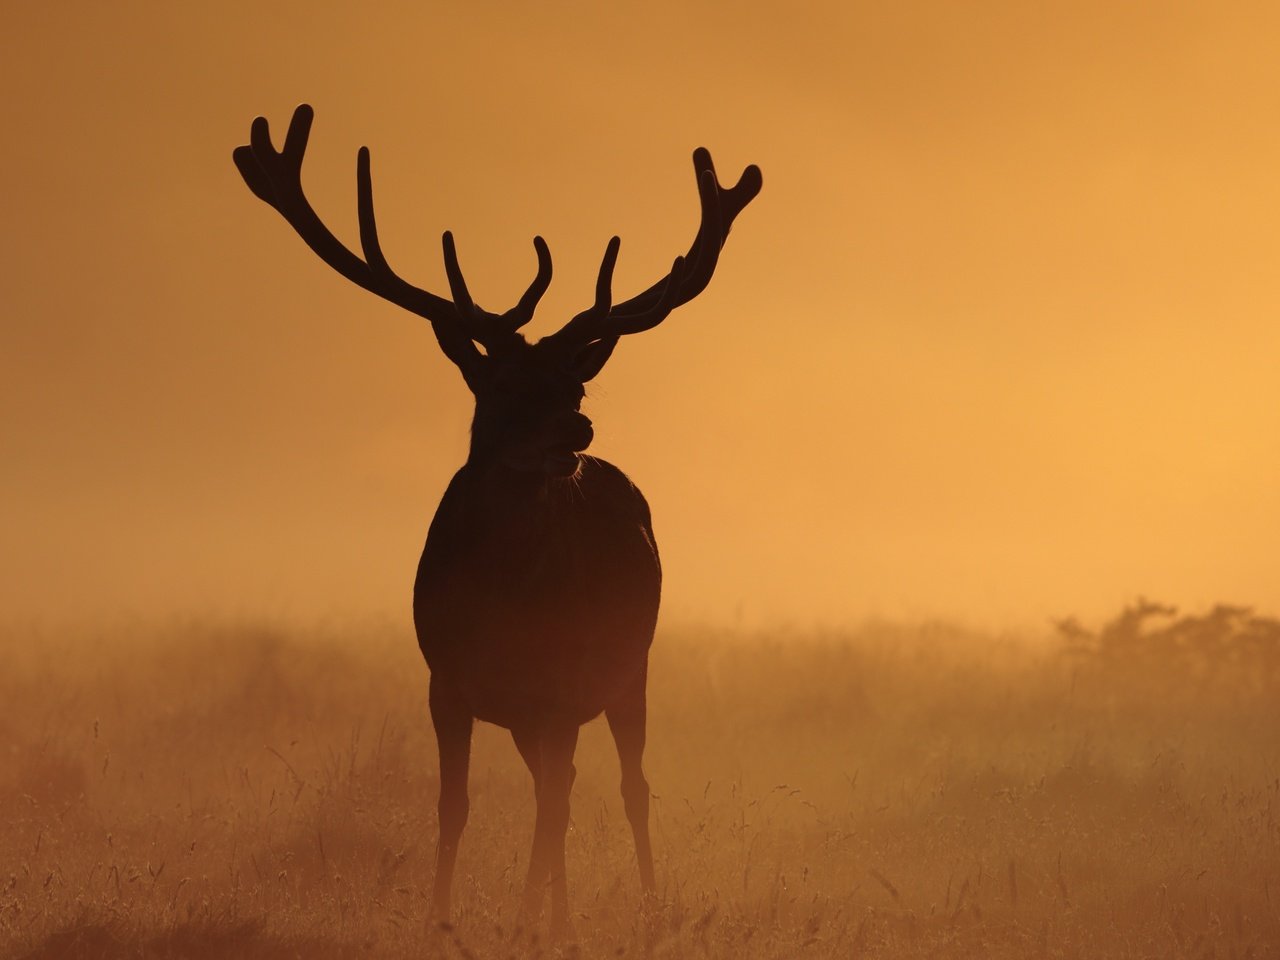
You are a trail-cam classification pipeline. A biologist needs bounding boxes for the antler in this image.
[232,104,551,381]
[540,147,762,349]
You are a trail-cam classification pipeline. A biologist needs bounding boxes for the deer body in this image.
[415,455,660,729]
[234,104,759,932]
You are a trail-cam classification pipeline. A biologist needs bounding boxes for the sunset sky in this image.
[4,2,1279,631]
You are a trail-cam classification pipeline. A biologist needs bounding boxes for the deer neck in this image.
[461,444,581,502]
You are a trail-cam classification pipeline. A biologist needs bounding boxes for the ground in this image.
[2,612,1277,958]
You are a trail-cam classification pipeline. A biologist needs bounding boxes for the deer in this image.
[233,104,761,933]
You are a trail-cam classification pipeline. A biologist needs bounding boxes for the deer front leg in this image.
[520,723,579,934]
[606,663,655,895]
[429,674,473,922]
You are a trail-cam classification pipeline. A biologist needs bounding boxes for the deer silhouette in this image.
[233,104,761,931]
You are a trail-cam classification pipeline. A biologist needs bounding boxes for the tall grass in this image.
[2,611,1276,958]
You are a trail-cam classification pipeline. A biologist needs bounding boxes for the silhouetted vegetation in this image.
[2,614,1276,958]
[1055,598,1280,696]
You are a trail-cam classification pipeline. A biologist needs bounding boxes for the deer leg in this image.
[429,674,473,921]
[513,722,579,928]
[513,725,578,794]
[520,723,579,933]
[606,663,655,895]
[511,725,541,791]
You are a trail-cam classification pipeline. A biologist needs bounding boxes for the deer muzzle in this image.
[540,412,593,476]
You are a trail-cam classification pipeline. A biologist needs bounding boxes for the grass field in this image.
[2,607,1277,958]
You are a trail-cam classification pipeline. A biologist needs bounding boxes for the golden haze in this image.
[3,618,1277,956]
[4,2,1280,628]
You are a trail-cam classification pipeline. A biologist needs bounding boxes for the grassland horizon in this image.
[3,606,1277,959]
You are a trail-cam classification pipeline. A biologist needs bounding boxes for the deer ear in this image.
[570,337,618,382]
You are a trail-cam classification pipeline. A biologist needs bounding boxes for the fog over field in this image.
[4,610,1278,958]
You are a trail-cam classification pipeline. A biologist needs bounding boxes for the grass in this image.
[1,613,1277,958]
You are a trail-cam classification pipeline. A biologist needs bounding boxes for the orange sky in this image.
[3,2,1279,631]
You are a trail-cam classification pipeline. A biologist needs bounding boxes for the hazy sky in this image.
[4,2,1279,631]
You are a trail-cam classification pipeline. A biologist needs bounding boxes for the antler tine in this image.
[440,231,512,348]
[593,235,621,315]
[597,255,688,338]
[355,146,394,275]
[236,108,377,293]
[542,236,623,345]
[503,237,553,331]
[233,104,483,380]
[539,147,760,349]
[441,231,478,318]
[444,231,559,347]
[608,149,761,322]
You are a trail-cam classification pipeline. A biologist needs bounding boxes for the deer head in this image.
[234,104,762,476]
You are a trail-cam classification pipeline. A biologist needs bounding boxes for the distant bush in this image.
[1054,599,1280,693]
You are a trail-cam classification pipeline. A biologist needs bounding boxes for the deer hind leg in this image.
[428,674,473,921]
[513,725,579,794]
[606,663,656,895]
[520,723,579,934]
[511,725,542,791]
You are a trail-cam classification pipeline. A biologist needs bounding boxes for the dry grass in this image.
[1,614,1277,958]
